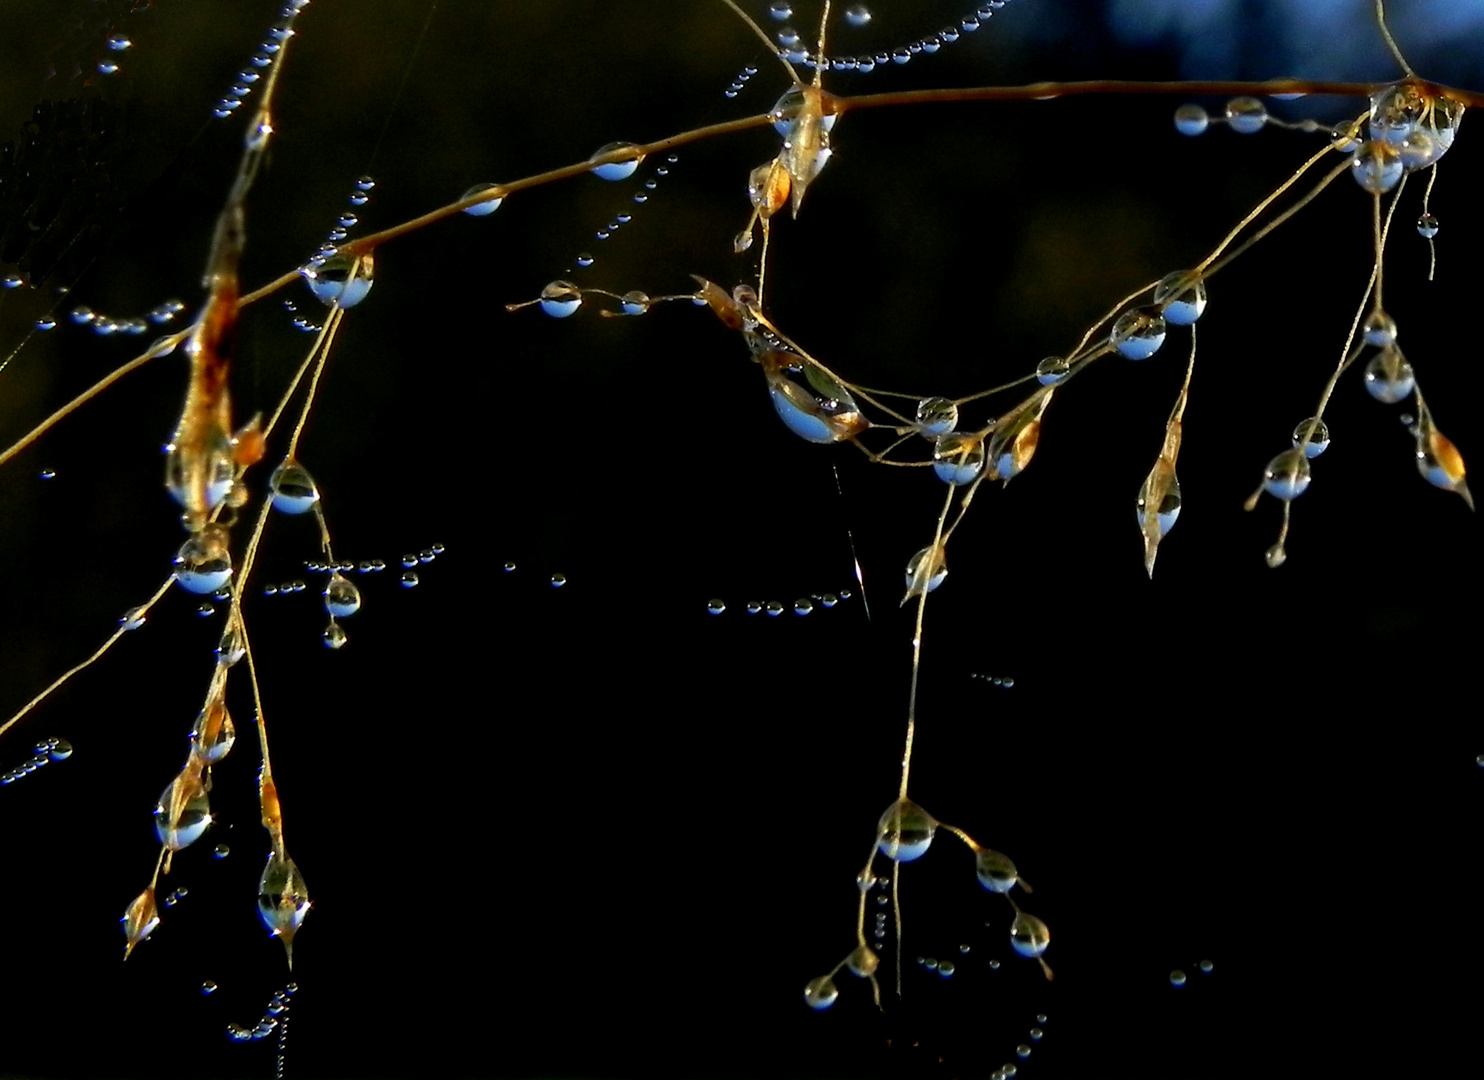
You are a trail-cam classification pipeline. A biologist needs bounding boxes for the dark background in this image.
[0,2,1479,1078]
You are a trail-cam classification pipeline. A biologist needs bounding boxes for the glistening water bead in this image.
[1262,449,1312,500]
[1173,103,1209,136]
[1111,308,1167,359]
[878,798,937,861]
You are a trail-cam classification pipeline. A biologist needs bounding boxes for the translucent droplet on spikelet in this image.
[803,974,838,1010]
[1262,449,1312,500]
[190,697,236,766]
[1173,104,1209,136]
[1414,416,1473,508]
[1292,417,1330,458]
[460,183,504,216]
[322,623,348,649]
[1417,212,1439,238]
[759,351,867,444]
[1351,140,1403,193]
[620,290,650,315]
[539,281,582,318]
[845,945,879,977]
[165,433,236,515]
[1009,911,1050,957]
[302,254,373,307]
[1363,346,1414,403]
[154,767,212,851]
[975,848,1020,893]
[877,798,937,862]
[1111,308,1167,360]
[1035,356,1070,386]
[323,574,361,618]
[121,887,160,960]
[258,851,310,964]
[1153,272,1207,325]
[915,397,958,438]
[1224,96,1267,134]
[269,460,319,514]
[121,606,147,630]
[933,433,986,485]
[589,141,644,181]
[1362,310,1397,347]
[904,543,947,599]
[174,527,233,594]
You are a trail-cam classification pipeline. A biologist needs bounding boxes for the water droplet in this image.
[844,4,872,27]
[1016,1044,1033,1059]
[803,974,838,1009]
[190,696,236,766]
[1351,140,1403,193]
[47,738,73,761]
[165,431,236,516]
[932,433,986,485]
[550,572,567,588]
[1265,543,1287,569]
[322,622,348,649]
[214,844,231,859]
[988,958,1000,969]
[201,981,218,994]
[1262,449,1312,500]
[538,280,582,318]
[1009,911,1051,958]
[923,957,938,971]
[1173,103,1209,136]
[301,254,373,307]
[1417,212,1439,238]
[845,944,879,977]
[269,460,320,514]
[1035,356,1069,386]
[1111,308,1167,360]
[589,141,644,181]
[915,397,958,438]
[1362,310,1398,347]
[877,798,937,862]
[975,848,1020,893]
[323,574,362,618]
[173,527,234,595]
[1170,969,1188,987]
[461,182,504,216]
[1224,96,1267,134]
[401,571,419,587]
[794,597,814,615]
[1029,1027,1044,1040]
[904,544,948,598]
[1199,959,1214,973]
[706,598,726,615]
[1153,272,1207,325]
[1363,346,1415,403]
[154,767,212,851]
[938,960,956,977]
[1291,417,1330,458]
[121,888,160,959]
[257,851,310,959]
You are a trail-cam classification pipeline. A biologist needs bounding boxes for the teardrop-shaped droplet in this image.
[877,798,937,862]
[1111,308,1167,360]
[1362,310,1397,347]
[1262,449,1312,500]
[258,851,310,965]
[1152,272,1207,325]
[154,766,212,851]
[1136,456,1182,577]
[1224,96,1267,134]
[803,974,838,1010]
[845,944,880,977]
[322,574,362,618]
[1350,140,1403,193]
[589,141,644,181]
[975,848,1020,893]
[190,696,236,766]
[322,622,348,649]
[269,460,320,514]
[1415,419,1473,508]
[759,351,867,444]
[173,526,233,594]
[1009,911,1050,958]
[165,431,235,515]
[121,887,161,960]
[1363,346,1415,403]
[903,543,947,600]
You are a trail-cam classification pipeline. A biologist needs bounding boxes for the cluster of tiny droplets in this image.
[704,588,855,616]
[764,1,1014,74]
[971,673,1017,688]
[0,737,72,786]
[579,153,681,269]
[224,982,297,1058]
[160,885,189,908]
[724,63,761,100]
[69,298,186,337]
[212,1,311,119]
[96,31,132,76]
[261,542,441,597]
[286,176,376,332]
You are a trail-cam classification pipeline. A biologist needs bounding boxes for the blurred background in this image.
[0,2,1479,1078]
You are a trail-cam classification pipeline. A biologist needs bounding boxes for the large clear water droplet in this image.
[1009,911,1050,957]
[589,141,644,181]
[974,848,1020,893]
[915,397,958,438]
[460,182,504,216]
[803,974,838,1010]
[323,574,361,618]
[258,851,310,961]
[932,433,986,485]
[1291,417,1330,458]
[154,766,212,851]
[539,280,582,318]
[301,254,373,307]
[173,527,233,594]
[877,798,937,862]
[1262,449,1312,500]
[1111,308,1167,360]
[269,460,320,514]
[1363,346,1415,403]
[1152,272,1207,325]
